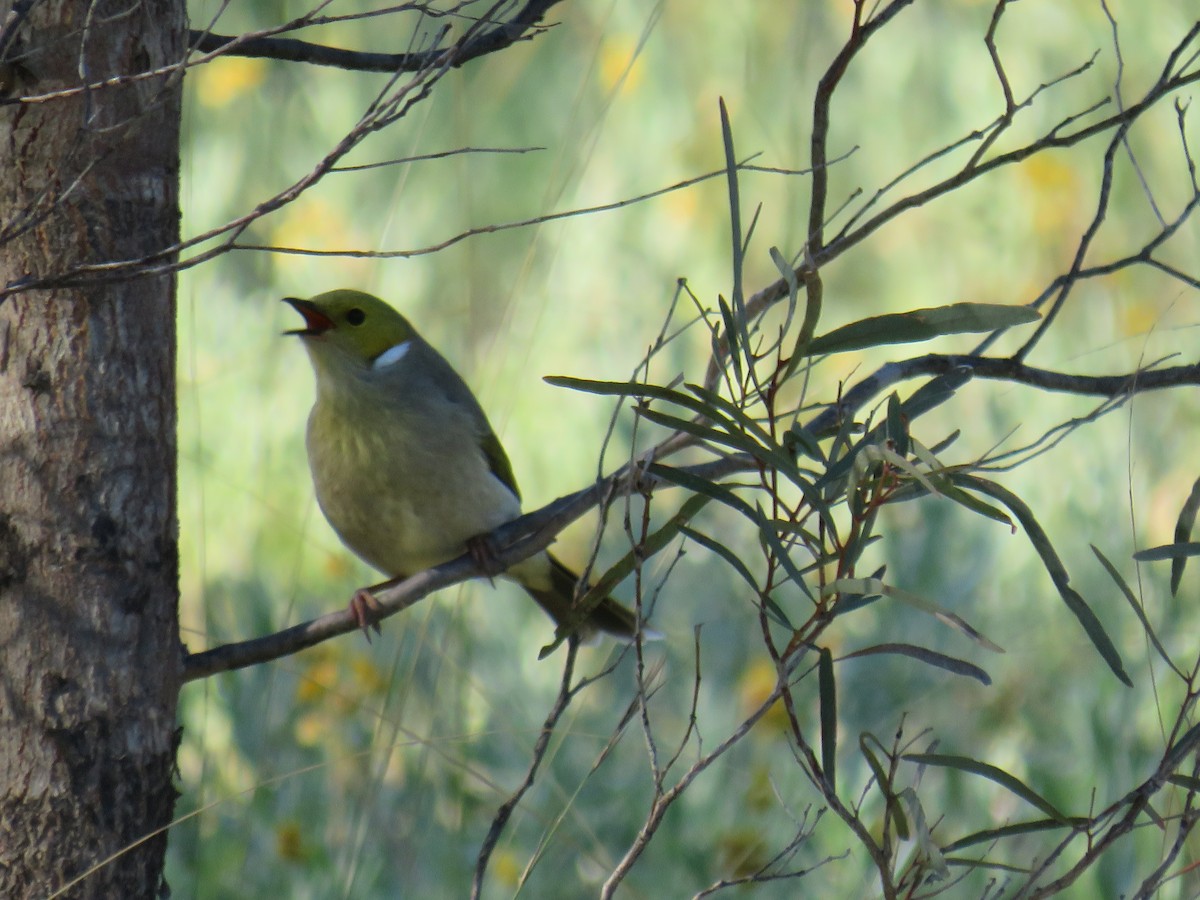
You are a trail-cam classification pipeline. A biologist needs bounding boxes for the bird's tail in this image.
[519,553,650,643]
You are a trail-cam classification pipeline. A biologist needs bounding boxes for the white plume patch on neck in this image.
[372,340,412,371]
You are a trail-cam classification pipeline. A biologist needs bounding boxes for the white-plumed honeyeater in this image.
[285,289,647,644]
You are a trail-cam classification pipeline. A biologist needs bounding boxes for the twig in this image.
[189,0,565,73]
[470,638,580,899]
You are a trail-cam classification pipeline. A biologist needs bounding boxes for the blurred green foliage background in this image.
[173,1,1200,896]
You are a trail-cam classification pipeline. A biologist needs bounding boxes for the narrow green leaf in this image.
[833,565,886,615]
[547,378,749,445]
[939,476,1015,529]
[719,97,744,311]
[636,406,774,465]
[1062,585,1133,683]
[1171,476,1200,594]
[904,753,1070,824]
[679,385,831,512]
[650,468,813,603]
[929,429,961,455]
[942,817,1082,853]
[803,303,1041,356]
[886,392,909,457]
[956,475,1132,687]
[590,491,712,597]
[683,384,831,514]
[755,502,815,602]
[1163,721,1200,773]
[900,366,974,420]
[547,377,806,487]
[841,643,991,685]
[649,462,757,521]
[539,492,711,657]
[819,648,837,792]
[686,382,782,450]
[943,855,1046,875]
[678,525,758,595]
[785,421,825,462]
[1091,545,1178,676]
[544,374,685,401]
[771,246,821,379]
[899,788,949,878]
[673,391,836,536]
[1167,774,1200,792]
[869,443,941,497]
[860,734,909,840]
[842,506,879,574]
[827,577,1003,653]
[1133,542,1200,562]
[761,594,795,628]
[717,294,743,384]
[768,246,800,338]
[679,525,793,629]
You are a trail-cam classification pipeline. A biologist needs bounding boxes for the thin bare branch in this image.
[189,0,565,73]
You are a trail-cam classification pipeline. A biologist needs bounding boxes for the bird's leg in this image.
[465,533,506,581]
[348,589,383,640]
[348,576,403,640]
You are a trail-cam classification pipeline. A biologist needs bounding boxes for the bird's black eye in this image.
[346,308,366,326]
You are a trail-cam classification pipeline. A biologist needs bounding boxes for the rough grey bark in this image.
[0,1,185,897]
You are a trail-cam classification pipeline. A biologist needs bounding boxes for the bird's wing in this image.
[413,338,522,503]
[479,428,520,502]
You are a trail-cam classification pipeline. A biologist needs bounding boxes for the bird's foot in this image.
[465,533,506,580]
[349,588,384,641]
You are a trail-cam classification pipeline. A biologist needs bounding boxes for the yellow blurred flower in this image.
[349,654,389,696]
[295,654,338,704]
[598,35,644,94]
[718,827,768,879]
[294,710,329,746]
[323,551,355,580]
[1021,154,1082,235]
[270,197,352,251]
[492,849,522,887]
[739,656,790,735]
[193,58,267,109]
[275,820,309,862]
[1117,296,1161,337]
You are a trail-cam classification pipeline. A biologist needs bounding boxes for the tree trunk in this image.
[0,1,184,897]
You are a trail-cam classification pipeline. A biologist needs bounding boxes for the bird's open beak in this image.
[282,297,335,336]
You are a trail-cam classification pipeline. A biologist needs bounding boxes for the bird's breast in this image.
[306,397,521,577]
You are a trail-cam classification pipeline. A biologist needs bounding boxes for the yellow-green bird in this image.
[284,289,645,644]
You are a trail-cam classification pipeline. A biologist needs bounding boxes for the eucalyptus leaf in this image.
[942,817,1081,853]
[841,643,991,685]
[860,734,909,839]
[900,788,949,879]
[826,577,1002,652]
[803,303,1040,356]
[819,648,837,791]
[955,475,1132,686]
[1133,542,1200,562]
[1170,476,1200,594]
[904,753,1070,824]
[1091,545,1178,677]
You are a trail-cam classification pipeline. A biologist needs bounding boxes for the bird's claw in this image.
[349,588,384,641]
[465,533,506,581]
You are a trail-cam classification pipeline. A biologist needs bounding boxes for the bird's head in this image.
[284,290,418,378]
